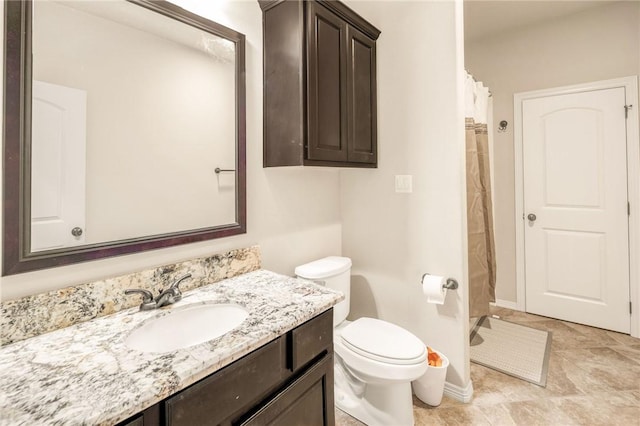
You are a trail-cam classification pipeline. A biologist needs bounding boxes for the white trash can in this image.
[412,349,449,406]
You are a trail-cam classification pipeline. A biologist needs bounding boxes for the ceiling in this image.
[464,0,616,42]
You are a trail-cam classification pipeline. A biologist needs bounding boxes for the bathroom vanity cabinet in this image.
[118,309,334,426]
[260,0,380,168]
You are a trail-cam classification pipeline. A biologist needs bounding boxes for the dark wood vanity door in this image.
[346,25,377,165]
[306,1,348,163]
[239,353,335,426]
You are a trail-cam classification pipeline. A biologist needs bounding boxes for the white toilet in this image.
[295,256,427,426]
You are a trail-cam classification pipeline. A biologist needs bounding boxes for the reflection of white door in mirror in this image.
[31,80,87,252]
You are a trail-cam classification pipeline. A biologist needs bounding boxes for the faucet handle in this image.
[165,273,192,304]
[125,289,156,310]
[170,273,192,292]
[169,274,191,303]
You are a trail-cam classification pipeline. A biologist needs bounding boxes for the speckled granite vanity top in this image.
[0,270,343,425]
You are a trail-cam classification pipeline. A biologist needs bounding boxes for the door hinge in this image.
[628,202,631,216]
[630,301,633,315]
[625,104,633,119]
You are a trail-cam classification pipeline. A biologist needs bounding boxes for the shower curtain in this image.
[465,72,496,318]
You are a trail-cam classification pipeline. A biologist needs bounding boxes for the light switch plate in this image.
[395,175,412,193]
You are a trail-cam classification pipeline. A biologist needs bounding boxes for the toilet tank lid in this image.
[295,256,352,279]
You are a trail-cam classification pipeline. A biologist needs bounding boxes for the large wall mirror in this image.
[3,0,246,275]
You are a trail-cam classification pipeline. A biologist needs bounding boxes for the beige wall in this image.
[0,0,342,300]
[342,1,470,392]
[465,1,640,303]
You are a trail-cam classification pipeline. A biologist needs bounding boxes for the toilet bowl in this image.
[296,257,427,426]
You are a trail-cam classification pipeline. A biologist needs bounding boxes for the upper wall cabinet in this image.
[260,0,380,168]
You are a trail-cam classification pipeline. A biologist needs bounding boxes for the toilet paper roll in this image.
[422,274,447,304]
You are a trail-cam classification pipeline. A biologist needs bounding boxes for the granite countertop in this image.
[0,270,343,425]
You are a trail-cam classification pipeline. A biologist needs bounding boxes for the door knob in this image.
[71,227,83,237]
[527,213,537,222]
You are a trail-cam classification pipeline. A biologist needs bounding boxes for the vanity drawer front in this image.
[165,336,288,426]
[290,308,333,371]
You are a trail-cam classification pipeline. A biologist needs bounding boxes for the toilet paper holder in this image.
[421,273,459,290]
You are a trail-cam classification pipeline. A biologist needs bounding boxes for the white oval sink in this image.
[125,303,248,353]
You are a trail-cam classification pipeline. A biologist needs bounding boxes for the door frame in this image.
[514,76,640,338]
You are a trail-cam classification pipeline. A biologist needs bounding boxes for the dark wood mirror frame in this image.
[2,0,246,276]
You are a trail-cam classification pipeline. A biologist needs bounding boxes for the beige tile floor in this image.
[335,307,640,425]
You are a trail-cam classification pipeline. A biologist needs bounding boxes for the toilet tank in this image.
[295,256,352,326]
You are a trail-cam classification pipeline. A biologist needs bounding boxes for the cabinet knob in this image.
[71,227,83,237]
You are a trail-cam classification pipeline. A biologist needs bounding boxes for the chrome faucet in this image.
[155,273,191,307]
[125,273,192,311]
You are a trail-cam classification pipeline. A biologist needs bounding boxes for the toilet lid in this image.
[340,318,427,365]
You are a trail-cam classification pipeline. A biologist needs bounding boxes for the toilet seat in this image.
[340,318,426,365]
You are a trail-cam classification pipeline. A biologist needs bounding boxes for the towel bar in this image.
[215,167,236,174]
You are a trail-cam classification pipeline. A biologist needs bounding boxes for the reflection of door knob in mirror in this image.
[527,214,537,222]
[71,227,83,237]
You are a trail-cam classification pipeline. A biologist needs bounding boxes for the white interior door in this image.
[522,87,630,333]
[31,80,87,252]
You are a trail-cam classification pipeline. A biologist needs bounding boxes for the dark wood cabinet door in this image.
[262,0,305,167]
[306,2,348,163]
[239,353,335,426]
[346,25,377,164]
[261,0,379,168]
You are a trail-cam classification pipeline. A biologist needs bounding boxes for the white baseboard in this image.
[491,298,520,311]
[443,380,473,403]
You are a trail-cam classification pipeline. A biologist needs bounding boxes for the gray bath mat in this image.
[470,316,552,386]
